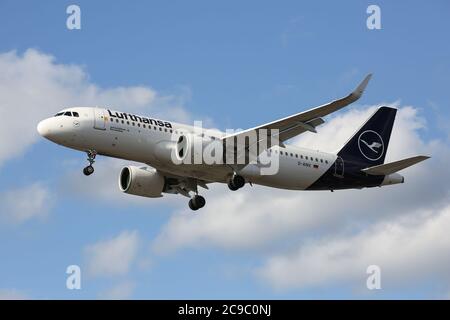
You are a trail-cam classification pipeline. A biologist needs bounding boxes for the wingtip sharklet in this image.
[351,73,373,99]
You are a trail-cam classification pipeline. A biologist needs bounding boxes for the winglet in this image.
[351,73,372,99]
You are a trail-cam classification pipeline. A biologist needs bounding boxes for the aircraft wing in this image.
[361,155,430,176]
[221,74,372,155]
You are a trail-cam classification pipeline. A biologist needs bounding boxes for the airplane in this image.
[37,74,429,210]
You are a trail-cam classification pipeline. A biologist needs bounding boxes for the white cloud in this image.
[0,183,53,224]
[0,49,194,168]
[3,48,447,296]
[291,103,428,158]
[98,281,135,300]
[257,204,450,292]
[84,230,140,277]
[149,104,450,297]
[0,48,207,210]
[152,104,447,254]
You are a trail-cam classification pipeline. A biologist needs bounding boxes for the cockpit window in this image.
[55,110,79,117]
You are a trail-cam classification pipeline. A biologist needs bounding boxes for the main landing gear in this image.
[188,194,206,211]
[83,150,97,176]
[228,174,245,191]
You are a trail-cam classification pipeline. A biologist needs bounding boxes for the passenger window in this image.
[315,158,318,162]
[290,153,293,157]
[121,120,124,124]
[132,122,135,126]
[295,154,298,158]
[73,112,79,117]
[143,125,146,128]
[138,123,141,127]
[164,128,167,132]
[159,127,162,131]
[305,156,309,160]
[320,159,323,163]
[127,121,130,125]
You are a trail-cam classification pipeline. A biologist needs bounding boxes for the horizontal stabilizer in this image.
[361,155,430,175]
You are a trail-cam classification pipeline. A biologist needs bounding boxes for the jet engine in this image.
[119,166,165,198]
[154,133,222,165]
[173,134,223,165]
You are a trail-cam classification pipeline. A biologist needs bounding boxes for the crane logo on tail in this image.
[358,130,384,161]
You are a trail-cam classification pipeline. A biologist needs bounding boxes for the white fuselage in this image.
[37,107,337,190]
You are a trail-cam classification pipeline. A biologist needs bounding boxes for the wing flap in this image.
[277,117,325,142]
[361,155,430,175]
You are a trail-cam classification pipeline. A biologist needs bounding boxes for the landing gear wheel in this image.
[193,195,206,208]
[188,195,206,211]
[188,199,198,211]
[83,165,94,176]
[232,175,245,188]
[228,182,239,191]
[228,174,245,191]
[83,150,97,176]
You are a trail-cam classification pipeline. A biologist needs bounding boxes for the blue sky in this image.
[0,1,449,299]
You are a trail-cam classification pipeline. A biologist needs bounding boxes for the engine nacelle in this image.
[119,166,165,198]
[154,133,223,165]
[174,134,223,165]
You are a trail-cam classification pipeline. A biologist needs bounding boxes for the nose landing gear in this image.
[83,165,94,176]
[83,150,97,176]
[188,195,206,211]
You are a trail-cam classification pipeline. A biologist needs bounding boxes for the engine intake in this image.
[119,166,165,198]
[175,134,223,164]
[154,133,223,165]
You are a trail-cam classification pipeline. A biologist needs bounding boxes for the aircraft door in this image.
[334,156,344,178]
[93,108,107,130]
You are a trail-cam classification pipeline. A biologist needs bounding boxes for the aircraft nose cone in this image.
[37,119,51,138]
[37,120,46,136]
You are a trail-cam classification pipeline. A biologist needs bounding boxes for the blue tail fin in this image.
[338,106,397,166]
